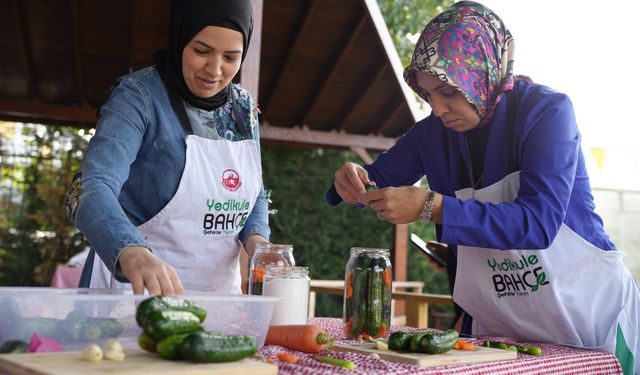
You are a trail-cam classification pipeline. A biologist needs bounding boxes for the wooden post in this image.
[239,0,263,294]
[392,223,409,319]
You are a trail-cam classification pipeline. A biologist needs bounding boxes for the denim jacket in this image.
[66,66,270,285]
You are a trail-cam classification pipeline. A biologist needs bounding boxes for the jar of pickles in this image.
[343,247,392,338]
[248,243,295,295]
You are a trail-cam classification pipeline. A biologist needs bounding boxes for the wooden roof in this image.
[0,0,419,151]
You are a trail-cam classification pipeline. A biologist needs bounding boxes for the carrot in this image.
[266,324,335,353]
[277,353,300,363]
[453,339,475,350]
[344,317,353,336]
[345,284,353,298]
[383,269,392,289]
[252,268,266,283]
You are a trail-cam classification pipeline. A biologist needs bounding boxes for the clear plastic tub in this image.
[0,287,279,351]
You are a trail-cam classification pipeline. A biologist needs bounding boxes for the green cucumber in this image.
[365,269,383,336]
[0,340,28,353]
[136,296,207,326]
[414,329,459,354]
[180,331,257,363]
[350,269,367,337]
[388,331,414,351]
[364,183,378,191]
[157,333,189,360]
[482,340,542,356]
[143,310,202,340]
[138,332,158,353]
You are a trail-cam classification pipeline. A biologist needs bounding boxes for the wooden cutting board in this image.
[333,342,517,367]
[0,349,277,375]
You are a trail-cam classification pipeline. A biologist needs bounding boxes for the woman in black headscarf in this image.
[66,0,272,295]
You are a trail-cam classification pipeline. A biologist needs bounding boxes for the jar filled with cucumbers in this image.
[343,247,392,339]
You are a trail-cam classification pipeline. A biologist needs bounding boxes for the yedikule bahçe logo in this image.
[487,254,550,299]
[222,169,241,191]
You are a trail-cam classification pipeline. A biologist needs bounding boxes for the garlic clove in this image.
[81,344,103,362]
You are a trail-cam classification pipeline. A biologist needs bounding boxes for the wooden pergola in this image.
[0,0,424,294]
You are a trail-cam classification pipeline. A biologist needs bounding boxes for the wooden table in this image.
[260,317,623,374]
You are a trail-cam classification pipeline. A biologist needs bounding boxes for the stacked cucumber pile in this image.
[344,254,391,338]
[388,329,459,354]
[136,296,257,363]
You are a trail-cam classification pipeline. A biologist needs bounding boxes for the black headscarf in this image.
[153,0,253,111]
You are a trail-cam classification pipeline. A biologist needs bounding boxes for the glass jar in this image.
[262,266,310,325]
[248,243,295,295]
[343,247,392,338]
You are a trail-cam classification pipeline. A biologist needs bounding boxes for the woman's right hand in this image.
[333,162,371,204]
[118,246,184,296]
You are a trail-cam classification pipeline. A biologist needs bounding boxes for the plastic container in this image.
[248,243,295,295]
[343,247,392,338]
[262,266,310,325]
[0,287,279,351]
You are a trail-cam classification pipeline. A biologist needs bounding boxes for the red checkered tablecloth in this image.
[258,317,623,374]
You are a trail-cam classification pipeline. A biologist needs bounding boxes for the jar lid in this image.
[350,247,390,256]
[255,243,294,254]
[264,265,309,278]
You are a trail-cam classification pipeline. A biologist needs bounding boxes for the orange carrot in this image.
[252,268,266,283]
[277,353,300,363]
[383,269,392,288]
[378,323,387,337]
[344,317,353,336]
[266,357,277,364]
[453,339,475,350]
[266,324,335,353]
[345,284,353,298]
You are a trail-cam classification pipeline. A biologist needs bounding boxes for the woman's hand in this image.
[333,162,371,204]
[359,186,428,224]
[244,233,269,259]
[118,246,184,296]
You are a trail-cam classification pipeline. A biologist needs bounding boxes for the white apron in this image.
[453,171,640,374]
[90,135,261,294]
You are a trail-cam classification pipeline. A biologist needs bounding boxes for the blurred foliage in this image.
[0,123,89,285]
[377,0,455,67]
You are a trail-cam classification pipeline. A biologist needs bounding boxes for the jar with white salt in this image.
[262,266,310,325]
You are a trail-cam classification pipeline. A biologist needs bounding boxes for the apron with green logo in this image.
[90,135,261,293]
[453,171,640,374]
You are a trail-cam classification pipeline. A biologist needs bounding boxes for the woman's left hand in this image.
[359,186,428,224]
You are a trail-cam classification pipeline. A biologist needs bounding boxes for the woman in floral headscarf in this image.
[328,1,639,372]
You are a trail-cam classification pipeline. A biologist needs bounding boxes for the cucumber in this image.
[157,333,189,360]
[414,329,459,354]
[138,332,158,353]
[350,269,367,337]
[482,340,542,356]
[136,296,207,326]
[388,331,414,351]
[92,317,124,338]
[180,331,257,363]
[0,340,28,353]
[365,269,382,336]
[143,310,202,340]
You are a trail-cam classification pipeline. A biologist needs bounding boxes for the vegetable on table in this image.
[316,356,356,370]
[482,340,542,356]
[135,295,207,327]
[277,352,300,363]
[103,339,126,361]
[81,344,103,362]
[180,330,257,363]
[265,324,335,353]
[452,339,474,350]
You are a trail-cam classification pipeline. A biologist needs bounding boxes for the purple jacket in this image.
[328,80,615,252]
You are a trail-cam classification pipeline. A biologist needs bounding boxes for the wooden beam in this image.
[300,13,367,126]
[239,0,264,100]
[373,98,404,135]
[362,0,420,122]
[0,99,97,124]
[12,0,38,101]
[260,122,396,151]
[261,0,316,111]
[350,147,373,164]
[336,62,386,132]
[70,0,86,106]
[392,223,409,316]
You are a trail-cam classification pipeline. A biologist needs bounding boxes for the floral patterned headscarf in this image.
[404,1,515,124]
